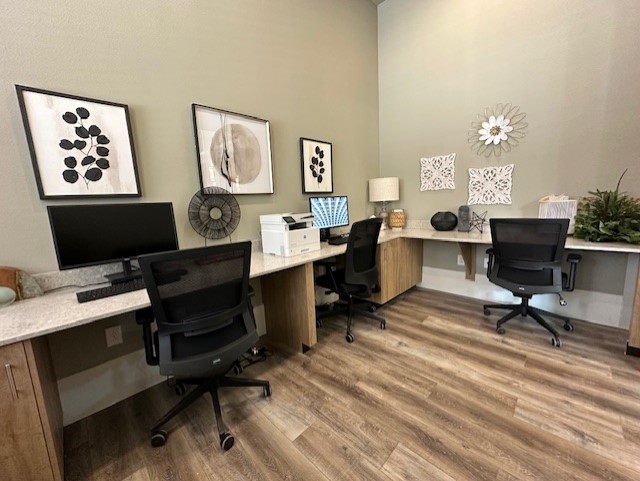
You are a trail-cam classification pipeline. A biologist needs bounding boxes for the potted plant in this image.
[573,170,640,244]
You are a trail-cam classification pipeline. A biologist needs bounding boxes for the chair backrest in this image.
[344,218,382,295]
[488,218,569,295]
[138,241,258,377]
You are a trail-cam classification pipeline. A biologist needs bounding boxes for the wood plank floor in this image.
[64,288,640,481]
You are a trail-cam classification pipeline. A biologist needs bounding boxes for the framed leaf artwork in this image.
[15,85,141,199]
[300,137,333,194]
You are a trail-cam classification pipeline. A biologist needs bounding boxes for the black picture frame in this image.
[192,104,273,194]
[15,85,141,200]
[300,137,333,194]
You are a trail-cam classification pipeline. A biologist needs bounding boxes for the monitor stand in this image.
[319,228,333,242]
[105,259,142,284]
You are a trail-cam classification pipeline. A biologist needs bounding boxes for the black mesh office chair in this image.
[482,218,581,347]
[136,241,271,451]
[316,218,386,343]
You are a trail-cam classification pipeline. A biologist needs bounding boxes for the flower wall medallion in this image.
[420,153,455,191]
[468,164,514,205]
[468,103,527,157]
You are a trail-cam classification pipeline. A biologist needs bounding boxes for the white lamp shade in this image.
[369,177,399,202]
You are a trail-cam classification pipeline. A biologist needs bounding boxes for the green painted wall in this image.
[379,0,640,295]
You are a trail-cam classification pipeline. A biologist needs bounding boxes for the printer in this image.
[260,212,320,257]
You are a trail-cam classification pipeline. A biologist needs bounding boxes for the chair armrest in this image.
[485,248,494,277]
[135,307,158,366]
[315,258,337,268]
[563,253,582,291]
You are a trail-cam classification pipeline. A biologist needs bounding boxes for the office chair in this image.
[482,218,581,347]
[136,241,271,451]
[315,217,385,343]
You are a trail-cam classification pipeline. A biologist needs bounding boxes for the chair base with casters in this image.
[149,374,271,450]
[483,219,582,347]
[483,295,573,348]
[136,308,271,450]
[316,292,386,343]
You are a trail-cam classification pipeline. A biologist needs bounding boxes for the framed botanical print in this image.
[192,104,273,194]
[300,137,333,193]
[15,85,141,199]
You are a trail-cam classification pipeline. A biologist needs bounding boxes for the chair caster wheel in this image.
[496,327,505,335]
[151,430,167,447]
[220,432,235,451]
[484,308,491,316]
[263,384,272,397]
[563,322,574,332]
[174,383,186,396]
[233,363,243,375]
[552,337,562,348]
[368,305,377,313]
[346,333,354,343]
[380,320,387,330]
[316,319,323,328]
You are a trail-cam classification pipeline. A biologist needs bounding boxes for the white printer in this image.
[260,212,320,257]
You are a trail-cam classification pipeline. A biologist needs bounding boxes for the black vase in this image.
[430,211,458,231]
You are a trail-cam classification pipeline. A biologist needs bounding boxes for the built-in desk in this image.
[405,229,640,355]
[1,228,638,480]
[0,233,421,481]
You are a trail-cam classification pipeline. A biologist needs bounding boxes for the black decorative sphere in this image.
[430,211,458,231]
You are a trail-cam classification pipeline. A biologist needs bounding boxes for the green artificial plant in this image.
[573,170,640,244]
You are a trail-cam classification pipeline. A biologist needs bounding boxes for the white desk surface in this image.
[1,228,638,347]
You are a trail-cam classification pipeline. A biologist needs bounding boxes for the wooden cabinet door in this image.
[372,238,423,304]
[0,342,55,481]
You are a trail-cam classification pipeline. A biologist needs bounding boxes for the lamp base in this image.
[379,202,389,230]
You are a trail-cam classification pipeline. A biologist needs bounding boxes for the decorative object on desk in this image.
[369,177,399,229]
[468,164,514,205]
[0,266,44,301]
[188,187,241,240]
[573,170,640,244]
[388,209,406,230]
[469,210,488,233]
[430,211,458,231]
[457,205,471,232]
[539,194,578,234]
[0,287,16,308]
[420,153,455,191]
[192,104,273,194]
[468,103,527,157]
[300,137,333,193]
[15,85,141,199]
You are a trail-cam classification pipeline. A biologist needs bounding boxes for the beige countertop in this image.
[1,228,638,347]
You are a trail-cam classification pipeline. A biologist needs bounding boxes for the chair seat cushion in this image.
[316,269,370,297]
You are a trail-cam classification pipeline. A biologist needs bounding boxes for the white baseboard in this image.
[417,267,628,329]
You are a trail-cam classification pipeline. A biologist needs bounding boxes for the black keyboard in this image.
[76,277,146,303]
[328,235,349,245]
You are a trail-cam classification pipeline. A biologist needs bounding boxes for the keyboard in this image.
[76,277,146,303]
[328,235,349,245]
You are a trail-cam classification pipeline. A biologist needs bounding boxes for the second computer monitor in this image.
[309,196,349,240]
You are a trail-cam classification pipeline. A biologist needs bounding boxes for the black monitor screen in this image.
[48,203,179,270]
[309,196,349,229]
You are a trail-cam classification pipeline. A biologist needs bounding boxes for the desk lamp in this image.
[369,177,399,229]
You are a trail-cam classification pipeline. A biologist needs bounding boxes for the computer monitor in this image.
[309,195,349,240]
[48,203,179,284]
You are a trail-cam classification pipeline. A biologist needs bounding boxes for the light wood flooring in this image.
[64,288,640,480]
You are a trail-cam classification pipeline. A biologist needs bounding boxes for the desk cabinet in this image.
[372,237,423,304]
[0,338,63,481]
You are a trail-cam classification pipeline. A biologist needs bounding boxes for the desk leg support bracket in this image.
[458,243,477,281]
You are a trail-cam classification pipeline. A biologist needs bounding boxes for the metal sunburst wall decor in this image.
[468,103,527,157]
